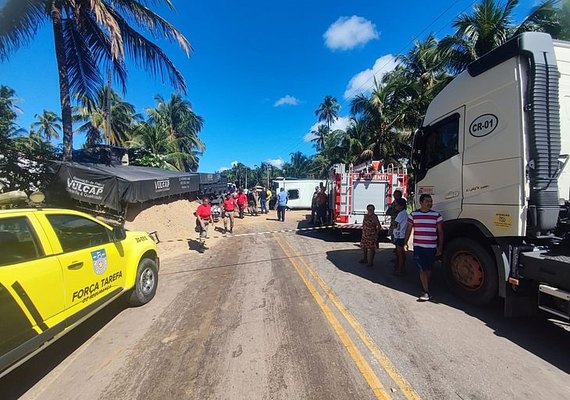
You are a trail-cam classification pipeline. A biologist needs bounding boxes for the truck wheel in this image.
[443,238,498,306]
[128,258,158,306]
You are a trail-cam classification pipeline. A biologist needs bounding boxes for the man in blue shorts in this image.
[404,194,443,301]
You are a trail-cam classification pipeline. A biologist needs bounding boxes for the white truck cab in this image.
[412,32,570,318]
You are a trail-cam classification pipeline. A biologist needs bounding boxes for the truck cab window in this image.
[0,217,43,266]
[47,214,112,252]
[424,113,460,169]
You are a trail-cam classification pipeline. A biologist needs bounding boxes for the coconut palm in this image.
[0,0,191,160]
[315,95,340,129]
[283,151,312,178]
[74,87,139,146]
[127,122,179,170]
[30,110,61,141]
[439,0,560,74]
[0,85,23,137]
[146,94,205,171]
[310,124,330,152]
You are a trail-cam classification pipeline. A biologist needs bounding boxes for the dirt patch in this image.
[124,200,312,260]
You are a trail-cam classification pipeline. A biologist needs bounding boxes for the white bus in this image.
[271,178,326,209]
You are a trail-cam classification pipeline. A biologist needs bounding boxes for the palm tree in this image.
[0,85,23,137]
[30,110,61,141]
[283,151,312,178]
[310,124,330,152]
[0,0,191,160]
[350,77,410,161]
[315,95,340,129]
[146,94,205,171]
[127,122,179,170]
[439,0,560,74]
[74,87,139,146]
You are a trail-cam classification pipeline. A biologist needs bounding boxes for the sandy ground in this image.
[124,199,286,260]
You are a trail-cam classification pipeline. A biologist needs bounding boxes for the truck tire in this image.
[128,258,158,306]
[443,238,498,306]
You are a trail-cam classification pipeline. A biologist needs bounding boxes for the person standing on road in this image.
[387,189,404,247]
[316,187,328,226]
[222,193,237,233]
[404,194,443,301]
[194,196,213,250]
[237,189,247,219]
[260,187,267,214]
[359,204,381,267]
[265,187,272,212]
[276,187,289,222]
[310,186,319,224]
[392,198,409,276]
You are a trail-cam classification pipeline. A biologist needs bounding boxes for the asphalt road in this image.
[2,211,569,400]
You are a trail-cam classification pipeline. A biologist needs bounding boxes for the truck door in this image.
[0,215,65,362]
[415,108,464,219]
[43,213,125,315]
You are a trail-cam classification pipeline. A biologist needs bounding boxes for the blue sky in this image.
[0,0,537,172]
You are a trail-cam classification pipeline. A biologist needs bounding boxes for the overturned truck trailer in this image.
[48,162,200,218]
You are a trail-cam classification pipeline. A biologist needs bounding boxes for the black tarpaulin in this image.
[49,162,200,211]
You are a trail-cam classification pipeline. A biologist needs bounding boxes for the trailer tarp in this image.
[49,162,200,211]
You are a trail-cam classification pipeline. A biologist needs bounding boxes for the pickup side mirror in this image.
[113,226,127,242]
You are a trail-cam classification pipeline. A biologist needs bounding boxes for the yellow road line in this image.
[273,235,392,400]
[280,237,422,400]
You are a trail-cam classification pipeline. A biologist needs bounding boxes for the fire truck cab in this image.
[328,160,408,230]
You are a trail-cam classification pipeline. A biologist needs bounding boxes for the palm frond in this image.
[111,0,191,55]
[0,0,47,61]
[77,11,128,92]
[62,19,103,101]
[106,7,187,92]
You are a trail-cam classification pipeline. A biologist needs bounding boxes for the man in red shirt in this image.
[194,196,213,250]
[222,193,237,233]
[236,189,247,219]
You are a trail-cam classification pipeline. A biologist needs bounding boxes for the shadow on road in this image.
[294,215,392,244]
[0,299,129,400]
[326,247,570,374]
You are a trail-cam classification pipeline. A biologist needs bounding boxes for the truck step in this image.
[519,251,570,290]
[538,284,570,320]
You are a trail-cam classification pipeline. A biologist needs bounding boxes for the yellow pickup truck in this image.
[0,208,159,378]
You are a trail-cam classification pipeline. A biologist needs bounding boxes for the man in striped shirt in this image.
[404,194,444,301]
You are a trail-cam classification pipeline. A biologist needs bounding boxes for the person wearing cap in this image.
[222,192,237,233]
[194,196,213,250]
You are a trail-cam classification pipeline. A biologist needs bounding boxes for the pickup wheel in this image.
[128,258,158,306]
[443,238,497,306]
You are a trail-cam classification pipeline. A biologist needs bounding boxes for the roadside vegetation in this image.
[1,0,569,193]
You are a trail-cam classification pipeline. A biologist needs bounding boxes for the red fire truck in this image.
[327,160,408,230]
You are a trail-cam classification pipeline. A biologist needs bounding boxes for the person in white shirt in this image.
[392,198,408,276]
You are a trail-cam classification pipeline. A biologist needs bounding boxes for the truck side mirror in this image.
[113,226,127,242]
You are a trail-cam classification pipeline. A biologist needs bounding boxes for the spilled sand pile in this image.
[124,198,225,259]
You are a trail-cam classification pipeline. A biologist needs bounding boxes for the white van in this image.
[271,178,326,209]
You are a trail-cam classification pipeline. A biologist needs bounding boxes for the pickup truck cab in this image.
[0,208,159,378]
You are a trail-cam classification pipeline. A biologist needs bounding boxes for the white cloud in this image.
[324,16,379,51]
[274,95,300,107]
[218,160,239,172]
[344,54,398,99]
[266,158,285,169]
[304,116,352,142]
